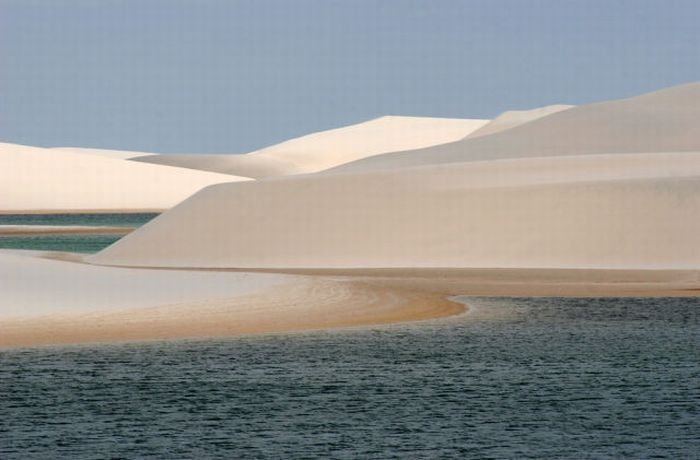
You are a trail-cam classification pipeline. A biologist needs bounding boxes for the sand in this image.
[53,147,154,160]
[467,104,573,138]
[131,153,299,179]
[0,142,249,211]
[329,82,700,173]
[132,116,489,178]
[4,250,700,348]
[89,152,700,270]
[0,250,463,348]
[88,84,700,271]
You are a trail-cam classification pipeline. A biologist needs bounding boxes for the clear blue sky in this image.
[1,0,698,153]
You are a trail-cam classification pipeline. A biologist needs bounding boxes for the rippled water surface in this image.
[1,297,699,459]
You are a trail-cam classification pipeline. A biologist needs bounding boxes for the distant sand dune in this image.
[467,104,573,138]
[132,116,488,178]
[131,153,299,179]
[0,143,249,211]
[330,82,700,173]
[53,147,154,160]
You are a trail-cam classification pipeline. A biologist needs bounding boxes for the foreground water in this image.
[1,297,698,459]
[0,213,158,253]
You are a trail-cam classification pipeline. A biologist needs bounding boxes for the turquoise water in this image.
[1,297,698,459]
[0,213,157,253]
[0,213,158,227]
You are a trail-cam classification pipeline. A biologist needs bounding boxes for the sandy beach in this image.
[3,249,700,348]
[0,250,464,348]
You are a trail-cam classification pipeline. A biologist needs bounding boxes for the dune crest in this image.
[329,82,700,173]
[86,83,700,272]
[89,151,700,270]
[53,147,154,160]
[0,143,249,211]
[132,116,488,178]
[467,104,573,138]
[132,153,299,179]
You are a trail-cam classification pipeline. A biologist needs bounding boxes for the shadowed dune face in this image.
[328,82,700,173]
[0,143,249,211]
[467,104,574,138]
[130,116,489,178]
[131,153,301,179]
[130,107,573,178]
[89,152,700,270]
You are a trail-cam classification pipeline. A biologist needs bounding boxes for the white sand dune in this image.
[131,116,488,178]
[0,142,249,211]
[53,147,153,160]
[131,153,297,179]
[89,151,700,270]
[467,104,573,138]
[329,82,700,173]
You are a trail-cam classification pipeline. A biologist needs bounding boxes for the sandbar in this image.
[3,250,700,349]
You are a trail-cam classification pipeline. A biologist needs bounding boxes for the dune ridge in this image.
[329,82,700,173]
[53,147,154,160]
[0,143,249,211]
[131,153,297,179]
[132,116,488,178]
[89,150,700,270]
[467,104,573,138]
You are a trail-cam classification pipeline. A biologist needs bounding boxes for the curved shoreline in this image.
[0,278,465,349]
[4,249,700,349]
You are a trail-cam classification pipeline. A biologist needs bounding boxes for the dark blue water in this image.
[0,213,157,253]
[1,297,698,459]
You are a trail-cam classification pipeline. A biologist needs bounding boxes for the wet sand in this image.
[3,250,700,348]
[0,279,463,348]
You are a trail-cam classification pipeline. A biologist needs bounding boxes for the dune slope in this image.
[53,147,153,160]
[131,153,298,179]
[131,116,489,178]
[329,82,700,173]
[467,104,573,138]
[89,152,700,270]
[0,143,249,211]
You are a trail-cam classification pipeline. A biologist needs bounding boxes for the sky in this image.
[1,0,699,153]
